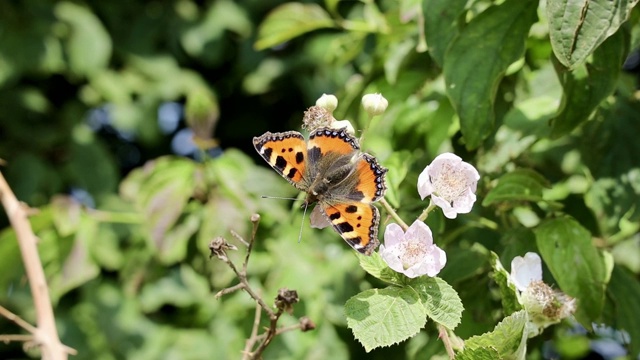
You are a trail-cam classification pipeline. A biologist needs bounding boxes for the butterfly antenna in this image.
[261,195,298,201]
[298,202,308,244]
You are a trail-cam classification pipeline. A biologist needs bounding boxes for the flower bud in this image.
[315,93,338,112]
[331,120,355,135]
[361,93,388,116]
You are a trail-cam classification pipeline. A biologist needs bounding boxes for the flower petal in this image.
[417,166,435,200]
[383,223,406,247]
[510,252,543,292]
[404,220,433,246]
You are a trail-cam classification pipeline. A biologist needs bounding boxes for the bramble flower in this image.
[302,106,333,131]
[362,93,388,116]
[379,220,446,278]
[417,153,480,219]
[510,252,576,336]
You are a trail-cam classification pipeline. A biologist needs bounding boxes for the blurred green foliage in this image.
[1,0,640,359]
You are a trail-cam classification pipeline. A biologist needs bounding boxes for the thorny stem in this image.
[0,173,76,359]
[380,198,409,230]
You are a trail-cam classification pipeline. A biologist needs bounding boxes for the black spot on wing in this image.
[335,222,354,233]
[287,168,298,179]
[328,211,341,220]
[345,205,358,213]
[262,148,273,160]
[295,152,304,164]
[346,236,362,247]
[275,156,287,171]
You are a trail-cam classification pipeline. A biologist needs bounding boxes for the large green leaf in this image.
[489,252,522,316]
[345,287,426,352]
[357,252,404,285]
[423,0,468,67]
[547,0,638,69]
[409,277,464,330]
[483,169,549,206]
[605,265,640,358]
[443,0,538,149]
[463,310,528,359]
[550,30,628,138]
[254,3,335,50]
[535,217,609,326]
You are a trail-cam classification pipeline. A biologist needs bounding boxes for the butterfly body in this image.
[253,128,387,255]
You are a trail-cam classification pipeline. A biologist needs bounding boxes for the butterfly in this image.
[253,127,387,255]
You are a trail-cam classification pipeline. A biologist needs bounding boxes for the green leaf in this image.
[456,347,501,360]
[483,169,549,206]
[54,1,112,76]
[464,310,528,358]
[547,0,638,69]
[550,30,628,137]
[535,217,609,326]
[345,287,426,352]
[357,252,404,285]
[423,0,468,67]
[382,150,412,208]
[489,252,523,316]
[254,3,335,50]
[409,277,464,330]
[443,0,537,149]
[605,265,640,358]
[120,156,198,261]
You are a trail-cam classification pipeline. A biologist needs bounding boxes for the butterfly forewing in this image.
[253,131,308,189]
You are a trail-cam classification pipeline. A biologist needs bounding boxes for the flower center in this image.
[432,163,469,202]
[399,239,429,269]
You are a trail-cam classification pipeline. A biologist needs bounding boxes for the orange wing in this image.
[253,131,307,188]
[308,128,359,157]
[352,153,387,203]
[322,202,380,255]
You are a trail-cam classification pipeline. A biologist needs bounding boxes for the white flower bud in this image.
[361,93,388,116]
[315,93,338,112]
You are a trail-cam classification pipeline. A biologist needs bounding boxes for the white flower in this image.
[379,220,446,278]
[510,252,543,292]
[417,153,480,219]
[361,93,388,116]
[315,93,338,112]
[509,252,576,336]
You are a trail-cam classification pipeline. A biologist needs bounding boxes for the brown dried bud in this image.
[302,106,333,131]
[208,236,238,260]
[275,288,299,314]
[299,316,316,332]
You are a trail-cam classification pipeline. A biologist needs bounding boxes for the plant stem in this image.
[379,198,409,230]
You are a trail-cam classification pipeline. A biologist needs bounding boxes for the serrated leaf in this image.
[535,217,609,326]
[489,252,523,316]
[423,0,468,67]
[547,0,638,69]
[605,265,640,358]
[409,277,463,330]
[465,310,527,358]
[357,252,404,285]
[456,346,501,360]
[443,0,537,149]
[254,3,335,50]
[345,287,426,352]
[483,169,549,206]
[550,30,628,137]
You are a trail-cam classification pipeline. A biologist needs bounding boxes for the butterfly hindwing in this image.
[253,131,307,188]
[322,202,380,255]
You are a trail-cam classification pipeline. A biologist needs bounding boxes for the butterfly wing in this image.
[253,131,308,190]
[322,202,381,255]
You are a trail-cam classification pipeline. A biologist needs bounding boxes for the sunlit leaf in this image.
[547,0,638,68]
[345,287,426,352]
[483,169,549,206]
[443,0,538,149]
[463,310,528,358]
[255,3,335,50]
[410,277,463,330]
